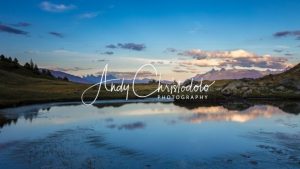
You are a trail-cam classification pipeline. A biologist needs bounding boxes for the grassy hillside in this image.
[0,55,159,108]
[216,63,300,99]
[0,68,161,108]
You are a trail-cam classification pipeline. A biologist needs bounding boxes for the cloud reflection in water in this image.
[181,105,283,123]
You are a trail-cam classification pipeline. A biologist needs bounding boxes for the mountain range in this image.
[51,68,284,84]
[50,70,152,84]
[193,68,282,81]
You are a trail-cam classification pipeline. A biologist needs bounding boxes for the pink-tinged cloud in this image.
[179,49,255,59]
[178,49,290,69]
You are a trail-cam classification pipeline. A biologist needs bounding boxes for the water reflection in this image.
[0,103,77,129]
[0,100,299,129]
[180,105,282,123]
[0,115,17,128]
[107,121,146,130]
[0,100,299,169]
[173,100,300,114]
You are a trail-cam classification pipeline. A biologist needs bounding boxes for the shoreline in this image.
[1,95,299,109]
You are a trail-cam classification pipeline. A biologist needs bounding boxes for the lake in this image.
[0,99,300,169]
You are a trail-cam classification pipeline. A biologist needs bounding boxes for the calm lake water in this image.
[0,99,300,169]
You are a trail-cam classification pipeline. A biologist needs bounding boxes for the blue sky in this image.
[0,0,299,80]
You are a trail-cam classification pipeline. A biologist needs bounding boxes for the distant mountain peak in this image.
[49,70,157,84]
[209,68,217,73]
[192,68,282,81]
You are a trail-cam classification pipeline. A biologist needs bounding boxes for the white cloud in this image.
[78,12,100,19]
[181,59,222,67]
[40,1,76,12]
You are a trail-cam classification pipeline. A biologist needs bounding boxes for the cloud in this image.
[24,50,40,54]
[107,122,145,130]
[67,67,90,71]
[11,22,31,27]
[274,31,291,37]
[284,53,293,56]
[172,69,190,73]
[181,59,221,67]
[106,43,146,51]
[97,70,156,79]
[172,64,199,73]
[218,55,289,69]
[118,122,145,130]
[46,66,93,72]
[49,32,64,38]
[117,43,146,51]
[179,49,290,69]
[106,44,117,49]
[273,30,300,40]
[39,1,76,12]
[150,61,165,65]
[149,59,172,65]
[0,24,28,35]
[273,49,283,53]
[164,48,177,53]
[179,49,254,59]
[78,12,99,19]
[188,22,203,34]
[95,59,109,62]
[122,57,175,66]
[101,51,114,55]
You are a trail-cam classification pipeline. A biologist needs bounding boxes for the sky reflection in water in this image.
[0,100,299,169]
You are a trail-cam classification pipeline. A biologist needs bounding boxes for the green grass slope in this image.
[0,56,159,108]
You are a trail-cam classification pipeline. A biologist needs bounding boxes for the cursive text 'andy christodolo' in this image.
[81,64,215,105]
